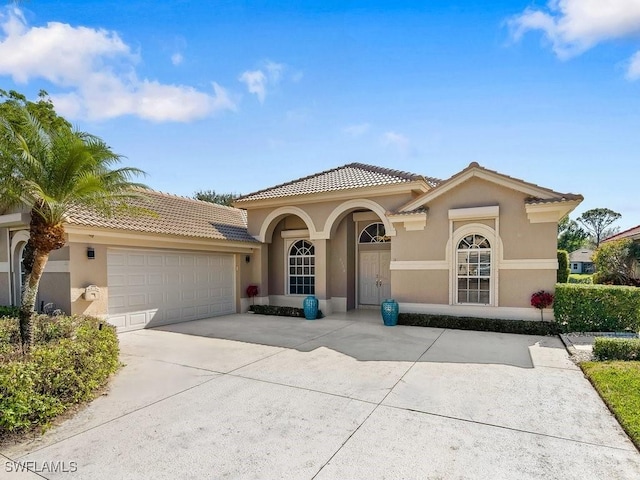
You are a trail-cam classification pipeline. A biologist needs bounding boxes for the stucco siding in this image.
[499,269,557,308]
[39,272,71,314]
[69,243,108,317]
[391,270,449,304]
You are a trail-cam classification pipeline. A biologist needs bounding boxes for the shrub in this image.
[593,239,640,285]
[554,284,640,332]
[0,306,19,318]
[593,337,640,361]
[568,274,593,284]
[398,313,563,336]
[557,250,570,283]
[249,305,323,318]
[0,315,119,436]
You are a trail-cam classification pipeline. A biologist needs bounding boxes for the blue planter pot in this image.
[381,299,399,326]
[303,296,319,320]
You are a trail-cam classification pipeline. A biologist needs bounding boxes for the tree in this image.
[557,216,588,252]
[194,189,239,206]
[593,239,640,286]
[577,208,622,248]
[0,106,146,350]
[0,89,71,131]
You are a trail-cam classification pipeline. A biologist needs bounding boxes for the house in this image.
[0,162,583,330]
[0,191,261,332]
[602,225,640,244]
[568,249,595,274]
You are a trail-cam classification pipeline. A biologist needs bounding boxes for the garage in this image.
[107,248,235,331]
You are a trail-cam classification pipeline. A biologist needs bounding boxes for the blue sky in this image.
[1,1,639,230]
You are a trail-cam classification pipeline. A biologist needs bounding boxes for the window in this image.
[359,223,390,243]
[288,240,315,295]
[456,234,491,304]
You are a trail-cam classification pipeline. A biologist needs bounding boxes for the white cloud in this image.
[343,123,370,137]
[508,0,640,79]
[382,131,411,154]
[627,50,640,80]
[238,60,300,103]
[238,69,268,103]
[171,53,183,66]
[0,7,236,121]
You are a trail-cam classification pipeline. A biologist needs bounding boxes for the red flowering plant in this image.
[246,285,259,305]
[530,290,554,321]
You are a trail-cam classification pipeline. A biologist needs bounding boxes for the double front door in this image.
[359,251,391,305]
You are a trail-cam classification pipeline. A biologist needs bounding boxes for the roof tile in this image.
[66,190,257,243]
[236,162,440,202]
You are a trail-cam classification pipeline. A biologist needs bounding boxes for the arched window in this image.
[456,234,491,304]
[359,223,390,243]
[288,240,315,295]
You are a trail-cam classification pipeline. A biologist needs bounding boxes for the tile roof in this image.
[66,189,257,243]
[602,224,640,243]
[236,163,441,202]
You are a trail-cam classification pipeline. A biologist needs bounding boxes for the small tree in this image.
[0,106,146,351]
[557,216,588,252]
[557,250,570,283]
[531,290,554,322]
[194,190,239,206]
[593,239,640,286]
[578,208,622,248]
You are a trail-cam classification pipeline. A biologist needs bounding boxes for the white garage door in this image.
[107,248,235,331]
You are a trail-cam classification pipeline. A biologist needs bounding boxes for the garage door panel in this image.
[107,249,235,332]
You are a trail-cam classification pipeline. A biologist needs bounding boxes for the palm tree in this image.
[0,107,146,350]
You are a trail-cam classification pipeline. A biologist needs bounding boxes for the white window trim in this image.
[284,237,315,297]
[449,223,499,307]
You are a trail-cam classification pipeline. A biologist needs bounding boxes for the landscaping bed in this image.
[249,305,323,318]
[0,314,120,440]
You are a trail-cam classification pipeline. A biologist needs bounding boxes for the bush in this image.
[557,250,570,283]
[593,337,640,361]
[568,274,594,284]
[554,284,640,332]
[0,306,19,318]
[398,313,563,336]
[593,239,640,285]
[0,315,119,436]
[249,305,323,318]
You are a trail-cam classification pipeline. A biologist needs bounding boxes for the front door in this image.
[359,251,391,305]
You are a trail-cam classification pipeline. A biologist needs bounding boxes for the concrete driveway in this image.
[2,312,639,479]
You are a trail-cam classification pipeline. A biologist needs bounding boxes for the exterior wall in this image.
[391,177,559,317]
[69,242,108,317]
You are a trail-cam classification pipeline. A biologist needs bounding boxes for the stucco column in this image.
[314,239,332,314]
[259,243,269,304]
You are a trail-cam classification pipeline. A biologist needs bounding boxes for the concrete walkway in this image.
[2,312,639,479]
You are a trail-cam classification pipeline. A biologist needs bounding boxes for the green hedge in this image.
[249,305,323,319]
[554,284,640,332]
[557,250,570,283]
[593,337,640,361]
[0,315,119,436]
[0,306,20,318]
[398,313,563,336]
[568,274,594,284]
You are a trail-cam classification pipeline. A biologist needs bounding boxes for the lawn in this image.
[581,361,640,450]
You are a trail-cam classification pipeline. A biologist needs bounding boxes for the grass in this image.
[581,361,640,450]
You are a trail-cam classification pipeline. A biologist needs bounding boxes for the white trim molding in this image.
[500,259,558,270]
[257,206,319,243]
[525,201,582,224]
[0,262,8,273]
[281,229,309,239]
[0,213,29,228]
[321,199,396,240]
[388,212,428,231]
[390,260,448,270]
[449,205,499,221]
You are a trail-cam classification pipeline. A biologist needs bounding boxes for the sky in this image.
[0,1,639,231]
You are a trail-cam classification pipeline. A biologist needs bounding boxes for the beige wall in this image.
[0,228,9,305]
[268,220,286,296]
[498,270,557,308]
[69,243,108,316]
[38,273,72,313]
[391,270,449,304]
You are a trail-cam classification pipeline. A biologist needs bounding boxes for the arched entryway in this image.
[10,230,30,305]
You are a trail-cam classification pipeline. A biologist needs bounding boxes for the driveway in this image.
[2,312,639,479]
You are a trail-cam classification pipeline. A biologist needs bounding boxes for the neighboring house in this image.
[0,162,583,330]
[568,249,595,274]
[602,225,640,244]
